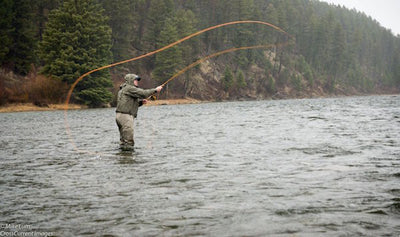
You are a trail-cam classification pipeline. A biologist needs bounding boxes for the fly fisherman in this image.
[116,74,163,150]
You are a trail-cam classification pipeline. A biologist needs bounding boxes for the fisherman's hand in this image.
[156,86,163,93]
[142,99,148,104]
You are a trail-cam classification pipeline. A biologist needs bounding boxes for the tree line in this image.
[1,0,399,106]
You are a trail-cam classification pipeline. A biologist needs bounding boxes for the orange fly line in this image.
[64,20,294,154]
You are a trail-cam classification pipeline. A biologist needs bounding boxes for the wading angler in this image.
[115,74,163,150]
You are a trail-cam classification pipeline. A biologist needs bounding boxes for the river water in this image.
[0,95,399,236]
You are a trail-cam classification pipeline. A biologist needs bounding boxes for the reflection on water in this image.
[0,95,399,236]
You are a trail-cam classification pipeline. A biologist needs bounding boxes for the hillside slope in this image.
[1,0,399,106]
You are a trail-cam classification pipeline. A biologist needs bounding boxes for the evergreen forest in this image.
[1,0,399,106]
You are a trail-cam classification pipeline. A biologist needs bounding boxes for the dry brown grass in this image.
[145,98,203,106]
[0,103,86,113]
[0,98,202,113]
[1,69,69,106]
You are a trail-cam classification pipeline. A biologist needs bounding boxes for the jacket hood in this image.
[124,74,140,86]
[119,83,127,89]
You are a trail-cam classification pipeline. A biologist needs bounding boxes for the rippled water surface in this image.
[1,95,400,236]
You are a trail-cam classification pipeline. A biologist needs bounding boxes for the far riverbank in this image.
[0,98,203,113]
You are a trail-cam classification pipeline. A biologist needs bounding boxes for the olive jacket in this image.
[116,80,157,118]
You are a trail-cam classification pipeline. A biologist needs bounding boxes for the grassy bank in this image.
[0,98,202,113]
[0,103,87,113]
[145,98,202,106]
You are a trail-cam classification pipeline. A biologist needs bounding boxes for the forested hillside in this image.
[1,0,399,106]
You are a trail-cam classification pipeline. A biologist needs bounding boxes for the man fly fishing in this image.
[116,74,163,150]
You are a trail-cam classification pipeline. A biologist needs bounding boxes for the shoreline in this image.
[0,98,203,113]
[0,103,87,113]
[1,94,398,113]
[145,98,203,106]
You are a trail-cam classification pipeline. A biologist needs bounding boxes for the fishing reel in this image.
[149,95,157,101]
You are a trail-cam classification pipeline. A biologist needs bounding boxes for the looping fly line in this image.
[64,20,294,155]
[160,42,289,88]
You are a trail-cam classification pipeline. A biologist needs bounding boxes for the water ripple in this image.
[1,96,399,236]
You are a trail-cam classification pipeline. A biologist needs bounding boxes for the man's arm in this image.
[125,86,158,99]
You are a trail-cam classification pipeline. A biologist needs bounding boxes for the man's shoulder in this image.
[123,84,140,91]
[121,84,145,97]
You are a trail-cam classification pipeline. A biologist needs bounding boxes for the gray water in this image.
[1,95,399,236]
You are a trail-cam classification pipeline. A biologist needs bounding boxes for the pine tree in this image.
[232,0,256,68]
[145,0,174,51]
[174,9,198,63]
[99,0,136,62]
[330,22,346,80]
[223,66,234,90]
[392,52,400,86]
[173,9,198,96]
[152,17,182,84]
[1,0,38,74]
[236,70,247,88]
[263,3,279,43]
[35,0,61,41]
[152,9,196,88]
[0,0,14,64]
[39,0,113,107]
[1,0,60,73]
